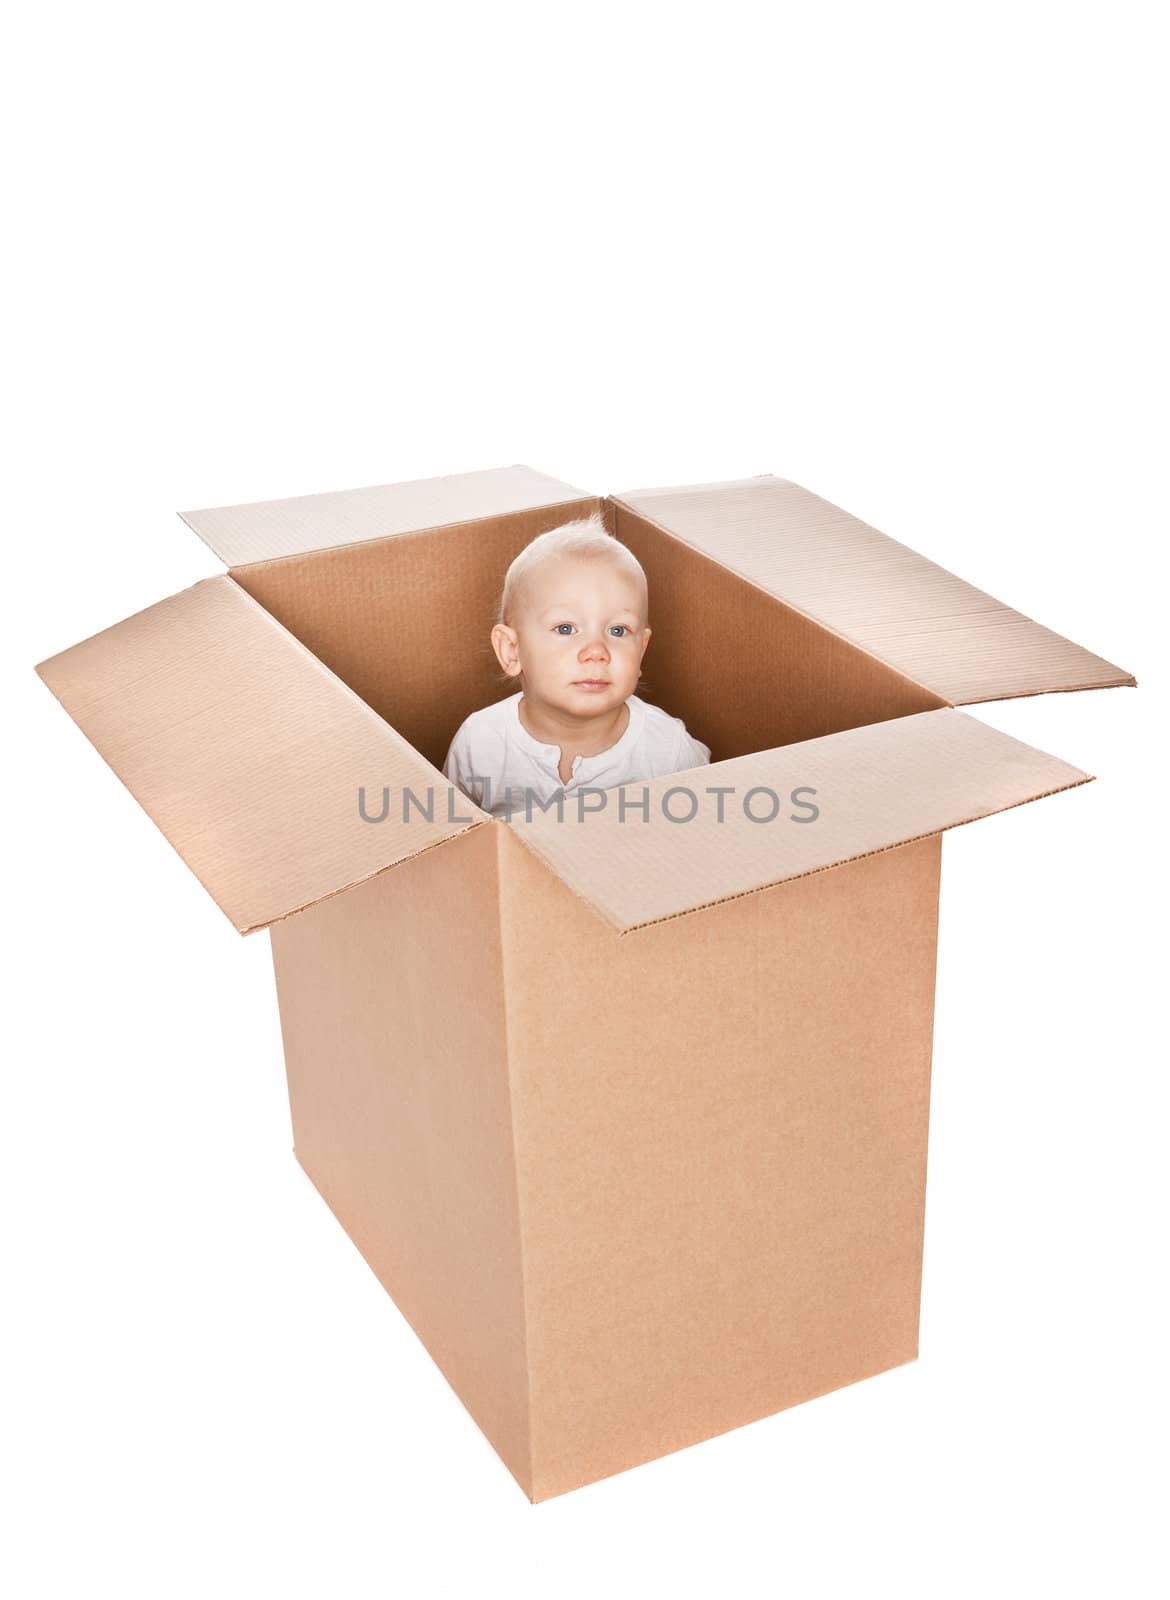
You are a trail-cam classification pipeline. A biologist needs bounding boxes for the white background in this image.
[5,3,1166,1595]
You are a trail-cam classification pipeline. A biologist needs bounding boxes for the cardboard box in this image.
[35,466,1134,1502]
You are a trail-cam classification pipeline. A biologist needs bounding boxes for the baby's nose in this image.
[580,632,610,658]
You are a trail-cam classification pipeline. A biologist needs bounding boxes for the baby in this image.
[443,514,710,819]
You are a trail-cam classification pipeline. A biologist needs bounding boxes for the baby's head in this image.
[491,514,652,720]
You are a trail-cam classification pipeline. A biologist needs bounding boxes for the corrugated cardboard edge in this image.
[181,464,593,567]
[503,707,1096,936]
[614,774,1091,935]
[953,680,1137,705]
[504,777,1088,939]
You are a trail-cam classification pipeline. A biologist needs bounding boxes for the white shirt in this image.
[442,691,711,820]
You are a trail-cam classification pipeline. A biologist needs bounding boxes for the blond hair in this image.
[496,513,647,627]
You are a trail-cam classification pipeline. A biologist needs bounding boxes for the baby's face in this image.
[495,555,651,720]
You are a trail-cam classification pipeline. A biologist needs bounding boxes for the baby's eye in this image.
[553,623,575,635]
[609,625,629,637]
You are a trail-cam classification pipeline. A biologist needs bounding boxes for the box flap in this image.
[35,577,486,933]
[181,464,592,567]
[614,476,1134,705]
[507,708,1091,934]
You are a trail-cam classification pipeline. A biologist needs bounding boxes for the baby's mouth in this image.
[571,679,611,689]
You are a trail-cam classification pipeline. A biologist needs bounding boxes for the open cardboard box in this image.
[35,466,1134,1501]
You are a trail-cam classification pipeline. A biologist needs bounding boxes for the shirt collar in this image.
[511,691,645,768]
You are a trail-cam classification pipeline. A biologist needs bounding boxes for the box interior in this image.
[230,498,946,773]
[33,468,1107,939]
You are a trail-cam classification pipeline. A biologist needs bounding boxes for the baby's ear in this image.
[491,621,522,676]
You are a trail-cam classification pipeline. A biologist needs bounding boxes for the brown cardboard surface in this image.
[269,822,533,1495]
[615,476,1135,705]
[612,500,945,760]
[182,464,589,566]
[34,461,1131,1503]
[35,576,487,933]
[507,707,1090,933]
[498,825,942,1501]
[232,499,601,771]
[229,489,945,782]
[267,821,943,1503]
